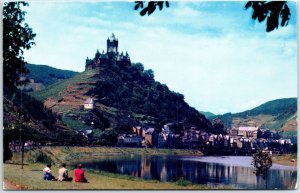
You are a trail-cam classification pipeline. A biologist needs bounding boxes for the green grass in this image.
[3,163,202,190]
[32,69,97,102]
[62,115,91,131]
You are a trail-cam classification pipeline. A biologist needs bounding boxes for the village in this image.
[115,124,294,155]
[82,97,295,155]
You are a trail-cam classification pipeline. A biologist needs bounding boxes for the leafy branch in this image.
[245,1,290,32]
[134,1,169,16]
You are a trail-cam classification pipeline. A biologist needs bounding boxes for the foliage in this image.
[175,177,193,187]
[252,149,272,179]
[3,2,36,95]
[200,111,216,119]
[134,1,169,16]
[245,1,290,32]
[92,61,213,133]
[212,118,226,134]
[26,64,78,86]
[35,152,52,164]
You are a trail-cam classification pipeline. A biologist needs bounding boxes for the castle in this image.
[85,33,131,71]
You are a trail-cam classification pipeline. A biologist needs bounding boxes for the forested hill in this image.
[92,61,213,131]
[211,98,297,134]
[33,60,214,139]
[26,63,79,86]
[235,98,297,117]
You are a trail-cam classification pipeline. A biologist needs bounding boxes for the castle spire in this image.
[95,49,100,58]
[110,33,116,40]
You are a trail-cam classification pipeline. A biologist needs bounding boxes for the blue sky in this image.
[22,1,297,115]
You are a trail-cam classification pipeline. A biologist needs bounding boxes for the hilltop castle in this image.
[85,33,131,71]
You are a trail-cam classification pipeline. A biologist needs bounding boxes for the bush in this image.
[35,152,52,164]
[175,177,192,186]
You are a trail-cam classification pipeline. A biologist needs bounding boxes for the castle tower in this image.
[107,33,118,58]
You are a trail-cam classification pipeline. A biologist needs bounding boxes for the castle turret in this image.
[107,33,118,58]
[95,49,100,58]
[85,56,93,70]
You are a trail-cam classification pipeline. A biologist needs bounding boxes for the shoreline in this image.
[9,146,296,167]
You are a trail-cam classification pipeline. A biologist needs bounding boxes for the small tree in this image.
[252,148,272,179]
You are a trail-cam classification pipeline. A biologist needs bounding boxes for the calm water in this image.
[79,155,297,189]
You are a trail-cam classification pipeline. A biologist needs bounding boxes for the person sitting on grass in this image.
[58,163,73,182]
[74,164,88,183]
[43,163,56,181]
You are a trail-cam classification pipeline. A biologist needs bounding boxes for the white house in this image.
[84,98,95,110]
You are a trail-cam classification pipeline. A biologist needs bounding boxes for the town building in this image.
[84,98,95,110]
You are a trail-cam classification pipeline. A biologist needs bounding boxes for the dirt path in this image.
[3,180,24,190]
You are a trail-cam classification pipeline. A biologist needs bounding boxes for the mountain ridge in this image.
[210,98,297,136]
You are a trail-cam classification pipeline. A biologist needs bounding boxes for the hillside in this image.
[200,111,215,119]
[26,63,79,86]
[32,39,214,145]
[3,91,80,160]
[213,98,297,136]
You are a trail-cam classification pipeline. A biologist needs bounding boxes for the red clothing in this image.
[74,168,87,182]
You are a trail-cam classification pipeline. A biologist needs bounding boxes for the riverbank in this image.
[3,162,226,190]
[9,146,203,165]
[272,154,297,167]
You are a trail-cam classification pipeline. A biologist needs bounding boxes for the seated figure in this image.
[74,164,88,183]
[58,163,73,182]
[43,163,56,181]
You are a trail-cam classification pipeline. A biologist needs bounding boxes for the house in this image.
[84,98,95,110]
[144,128,158,147]
[166,133,182,148]
[157,133,166,148]
[117,134,142,147]
[132,126,146,138]
[229,127,238,137]
[237,126,259,139]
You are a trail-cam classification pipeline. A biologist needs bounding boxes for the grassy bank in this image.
[10,146,203,166]
[3,163,224,190]
[272,154,297,167]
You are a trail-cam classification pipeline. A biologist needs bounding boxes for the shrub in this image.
[175,177,192,186]
[35,152,52,164]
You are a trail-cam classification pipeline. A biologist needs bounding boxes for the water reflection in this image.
[81,155,297,189]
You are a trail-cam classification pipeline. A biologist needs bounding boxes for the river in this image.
[78,155,297,189]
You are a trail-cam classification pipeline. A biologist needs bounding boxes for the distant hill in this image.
[212,98,297,136]
[26,63,79,86]
[200,111,215,118]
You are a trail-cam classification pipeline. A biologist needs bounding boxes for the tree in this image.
[245,1,290,32]
[3,2,36,95]
[134,1,169,16]
[252,148,272,180]
[134,1,291,32]
[3,2,36,163]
